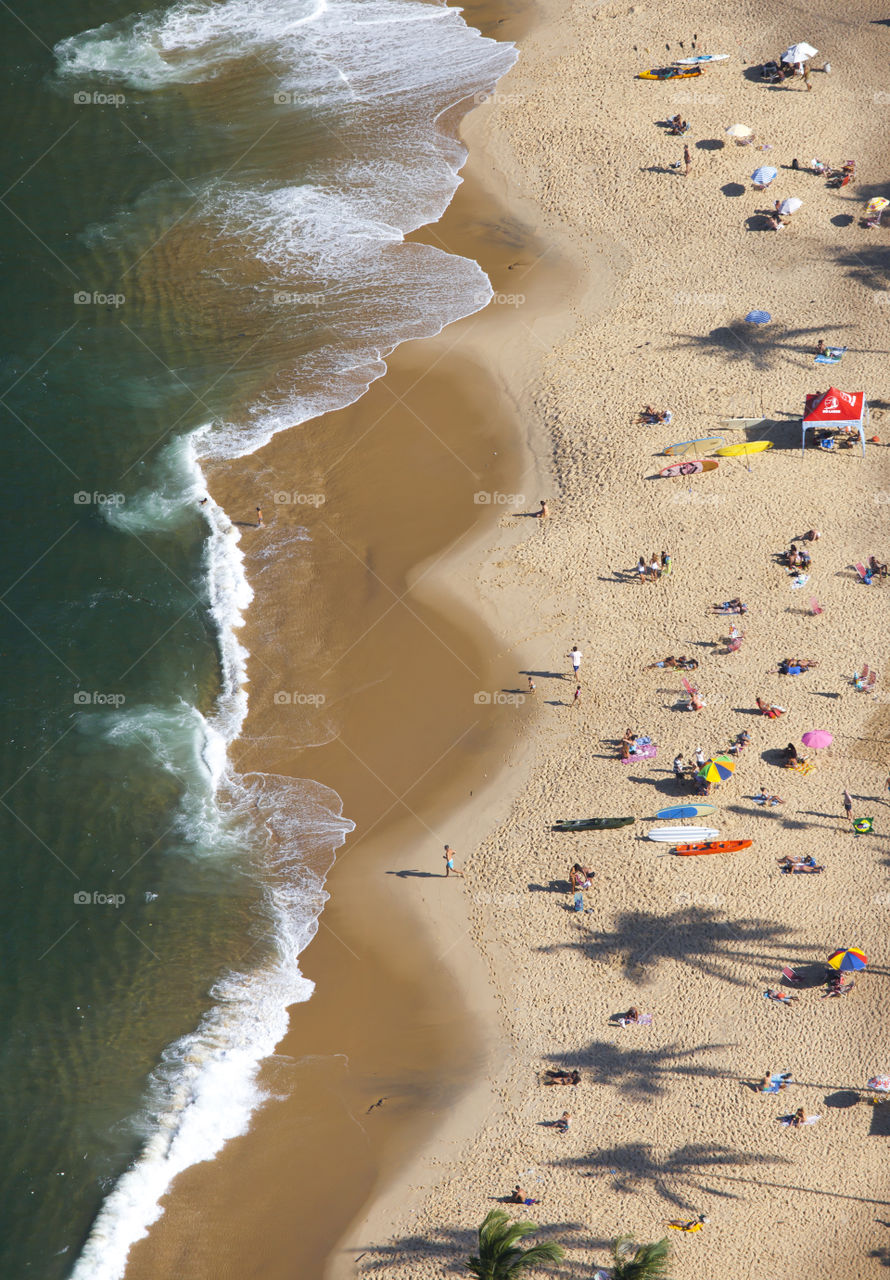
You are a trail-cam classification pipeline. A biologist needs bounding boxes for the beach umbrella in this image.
[751,166,777,188]
[726,123,753,139]
[867,198,889,213]
[867,1076,890,1092]
[744,309,771,325]
[801,730,833,749]
[778,197,802,216]
[781,42,817,63]
[827,947,868,972]
[697,754,736,784]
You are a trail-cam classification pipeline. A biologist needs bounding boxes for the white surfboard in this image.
[648,826,720,842]
[674,54,728,65]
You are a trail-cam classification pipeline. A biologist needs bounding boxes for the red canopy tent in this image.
[802,387,868,456]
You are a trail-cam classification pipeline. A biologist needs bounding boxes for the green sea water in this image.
[0,1,514,1276]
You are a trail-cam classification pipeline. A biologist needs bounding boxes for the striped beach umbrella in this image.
[744,310,771,325]
[827,947,868,972]
[752,166,777,188]
[697,754,736,784]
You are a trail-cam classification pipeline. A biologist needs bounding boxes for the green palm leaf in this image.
[609,1235,672,1280]
[465,1210,564,1279]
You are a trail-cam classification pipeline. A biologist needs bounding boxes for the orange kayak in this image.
[674,839,752,855]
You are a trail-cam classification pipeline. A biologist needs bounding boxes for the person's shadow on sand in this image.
[385,869,439,878]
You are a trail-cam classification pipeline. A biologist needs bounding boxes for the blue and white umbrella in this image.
[744,310,771,325]
[751,166,777,188]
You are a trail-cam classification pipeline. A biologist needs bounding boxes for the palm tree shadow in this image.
[670,321,847,373]
[544,1038,739,1100]
[553,1141,788,1211]
[536,905,802,985]
[350,1221,593,1275]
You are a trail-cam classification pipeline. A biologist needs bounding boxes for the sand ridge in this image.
[355,0,890,1275]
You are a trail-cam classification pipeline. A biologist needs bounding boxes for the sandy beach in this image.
[116,0,890,1276]
[339,0,890,1276]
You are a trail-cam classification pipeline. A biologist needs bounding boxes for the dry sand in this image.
[344,0,890,1277]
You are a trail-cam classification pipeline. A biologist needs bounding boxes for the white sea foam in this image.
[59,0,516,1275]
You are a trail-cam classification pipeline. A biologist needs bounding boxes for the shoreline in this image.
[119,0,574,1269]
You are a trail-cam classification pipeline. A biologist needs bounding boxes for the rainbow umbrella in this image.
[827,948,867,972]
[801,730,833,749]
[697,754,736,783]
[866,198,889,216]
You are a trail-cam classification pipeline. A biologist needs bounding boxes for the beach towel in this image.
[814,347,846,364]
[573,892,584,912]
[618,1013,653,1027]
[853,817,874,834]
[619,744,657,762]
[790,573,809,589]
[780,1114,820,1127]
[763,1072,792,1093]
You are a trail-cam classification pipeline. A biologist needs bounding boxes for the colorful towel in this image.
[790,573,809,589]
[620,744,657,761]
[814,347,846,364]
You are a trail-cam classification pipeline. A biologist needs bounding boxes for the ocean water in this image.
[0,2,515,1277]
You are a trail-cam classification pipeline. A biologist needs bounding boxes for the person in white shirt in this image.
[566,645,582,678]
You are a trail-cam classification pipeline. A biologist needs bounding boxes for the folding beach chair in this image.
[810,597,823,615]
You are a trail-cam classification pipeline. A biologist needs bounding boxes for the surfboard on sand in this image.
[659,459,719,477]
[675,839,752,855]
[648,826,719,842]
[663,437,725,456]
[655,804,717,819]
[714,441,773,457]
[552,817,634,831]
[674,54,728,64]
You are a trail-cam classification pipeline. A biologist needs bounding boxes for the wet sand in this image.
[121,6,575,1268]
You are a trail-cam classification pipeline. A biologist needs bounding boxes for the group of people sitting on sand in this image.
[782,543,812,571]
[667,113,689,135]
[569,863,594,891]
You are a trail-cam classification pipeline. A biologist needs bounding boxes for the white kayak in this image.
[674,54,729,65]
[648,826,720,842]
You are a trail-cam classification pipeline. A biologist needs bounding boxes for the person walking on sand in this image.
[661,550,672,576]
[843,789,853,822]
[694,747,705,769]
[537,499,549,521]
[571,684,581,709]
[256,506,264,527]
[683,143,691,176]
[567,645,582,679]
[443,844,463,877]
[527,676,536,694]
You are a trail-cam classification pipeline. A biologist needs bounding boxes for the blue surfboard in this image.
[655,803,717,820]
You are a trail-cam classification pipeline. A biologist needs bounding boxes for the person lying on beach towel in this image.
[645,655,698,669]
[667,1215,709,1232]
[814,346,846,364]
[779,856,823,874]
[543,1068,580,1086]
[613,1007,652,1027]
[774,657,818,675]
[509,1186,540,1205]
[765,988,798,1005]
[711,599,747,614]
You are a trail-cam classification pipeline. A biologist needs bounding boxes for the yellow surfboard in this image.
[714,441,773,457]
